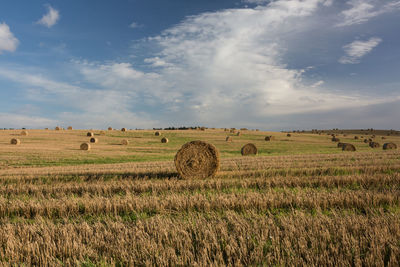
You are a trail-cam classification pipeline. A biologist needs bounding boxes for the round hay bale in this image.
[383,143,397,150]
[80,143,91,151]
[337,142,345,148]
[226,136,233,142]
[161,137,169,143]
[265,136,272,141]
[55,126,61,131]
[241,143,258,156]
[342,143,356,151]
[108,127,113,131]
[224,128,228,132]
[200,127,206,131]
[44,128,49,130]
[369,142,380,148]
[287,133,291,137]
[381,137,386,140]
[121,128,127,132]
[67,126,73,130]
[90,137,98,143]
[354,136,359,140]
[155,131,161,136]
[99,131,106,136]
[10,138,20,145]
[369,138,373,142]
[174,141,220,179]
[20,130,28,136]
[332,137,340,142]
[236,132,242,136]
[363,139,369,143]
[121,139,129,145]
[87,132,94,137]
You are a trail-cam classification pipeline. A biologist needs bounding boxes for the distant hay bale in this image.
[20,130,28,136]
[10,138,20,145]
[354,136,359,140]
[337,142,345,148]
[241,143,258,156]
[224,128,228,132]
[226,136,233,142]
[55,126,61,131]
[80,143,91,151]
[363,139,369,143]
[265,136,272,141]
[342,143,356,151]
[161,137,169,143]
[108,127,113,131]
[44,128,49,130]
[87,132,94,137]
[236,132,242,136]
[332,137,340,142]
[67,126,73,130]
[121,139,129,145]
[121,128,127,132]
[383,143,397,150]
[90,137,98,143]
[155,131,161,136]
[287,133,291,137]
[200,127,206,131]
[174,140,220,179]
[369,142,380,148]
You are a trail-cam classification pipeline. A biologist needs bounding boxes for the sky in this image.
[0,0,399,130]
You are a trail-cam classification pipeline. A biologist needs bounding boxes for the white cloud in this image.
[37,6,60,28]
[339,37,381,64]
[0,113,56,128]
[311,80,324,87]
[336,0,400,27]
[129,22,141,29]
[0,23,19,54]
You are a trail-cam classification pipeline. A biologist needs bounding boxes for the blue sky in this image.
[0,0,399,130]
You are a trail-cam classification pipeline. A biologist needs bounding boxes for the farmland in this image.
[0,128,399,265]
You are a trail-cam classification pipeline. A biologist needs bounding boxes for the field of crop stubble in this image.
[0,128,399,265]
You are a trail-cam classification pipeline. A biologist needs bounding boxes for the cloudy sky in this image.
[0,0,399,130]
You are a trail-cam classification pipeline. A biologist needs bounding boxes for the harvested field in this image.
[0,129,399,265]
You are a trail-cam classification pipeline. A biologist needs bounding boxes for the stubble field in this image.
[0,128,399,266]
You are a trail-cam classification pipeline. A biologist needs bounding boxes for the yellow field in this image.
[0,129,399,265]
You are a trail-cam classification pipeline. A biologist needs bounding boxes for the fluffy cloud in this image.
[37,6,60,28]
[339,37,381,64]
[336,0,400,27]
[0,23,19,54]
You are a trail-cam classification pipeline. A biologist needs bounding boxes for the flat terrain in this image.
[0,129,399,265]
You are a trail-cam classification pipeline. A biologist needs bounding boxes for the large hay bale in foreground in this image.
[67,126,73,130]
[369,142,380,148]
[10,138,20,145]
[121,139,129,145]
[80,143,91,151]
[90,137,98,143]
[226,136,233,142]
[174,141,220,179]
[342,143,356,151]
[87,132,94,137]
[20,130,28,136]
[383,143,397,150]
[155,131,161,136]
[161,137,169,143]
[241,143,258,156]
[121,128,127,132]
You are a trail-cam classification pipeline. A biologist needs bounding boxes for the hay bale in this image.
[87,132,94,137]
[108,127,113,131]
[241,143,258,156]
[230,129,236,134]
[337,142,345,148]
[80,143,91,151]
[121,128,127,132]
[342,143,356,151]
[200,127,206,131]
[332,137,340,142]
[383,143,397,150]
[174,140,220,179]
[44,128,49,130]
[121,139,129,145]
[287,133,291,137]
[364,139,369,143]
[265,136,272,141]
[67,126,73,130]
[382,137,386,140]
[226,136,233,142]
[55,126,61,131]
[155,131,161,136]
[10,138,20,145]
[224,128,228,132]
[354,136,359,140]
[20,130,28,136]
[369,142,380,148]
[90,137,98,143]
[161,137,169,143]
